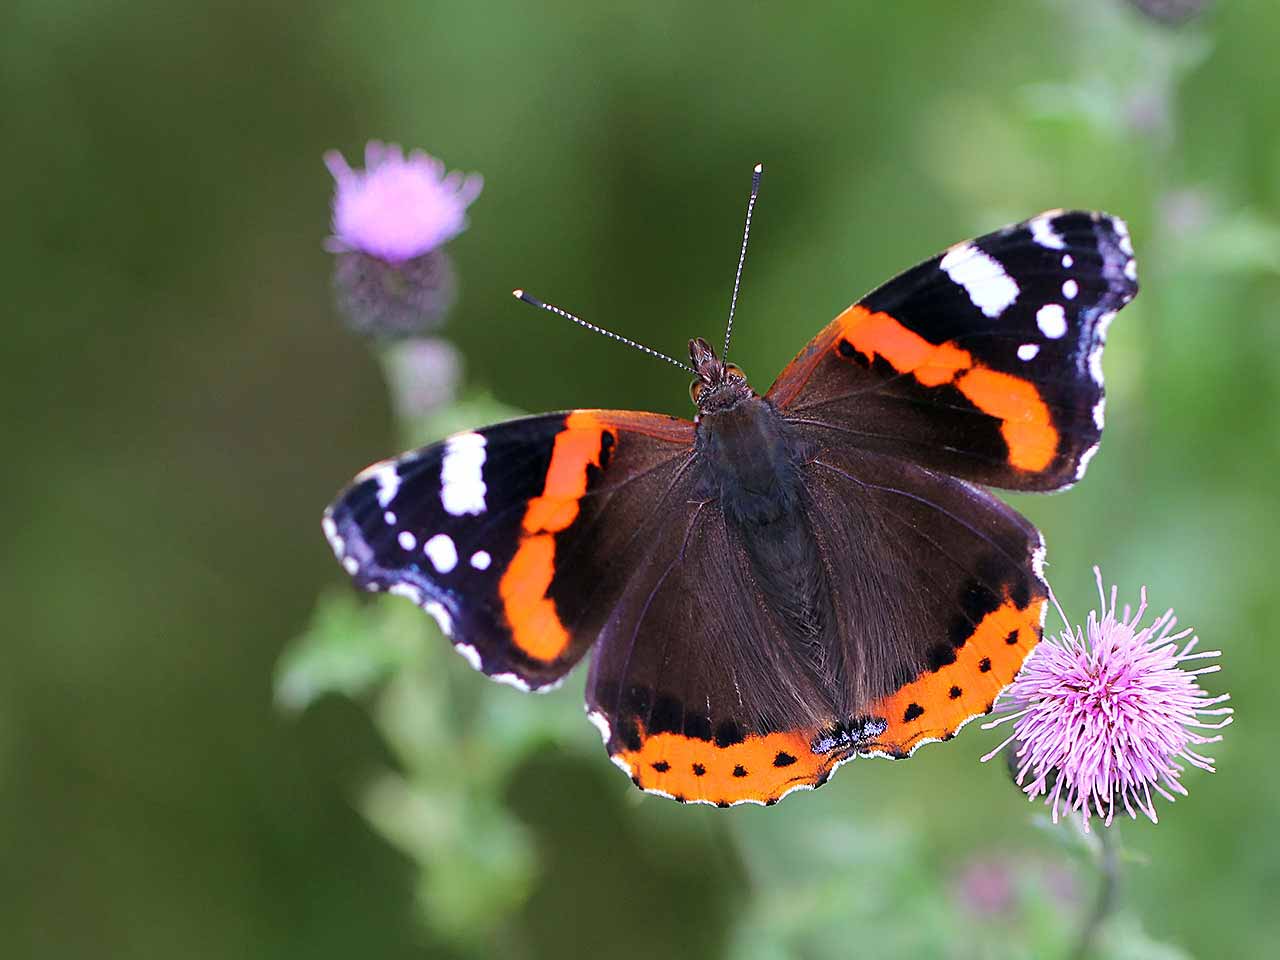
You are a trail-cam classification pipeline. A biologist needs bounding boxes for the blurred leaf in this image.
[275,588,425,711]
[363,773,537,949]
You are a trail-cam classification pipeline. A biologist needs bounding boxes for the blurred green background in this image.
[4,1,1276,957]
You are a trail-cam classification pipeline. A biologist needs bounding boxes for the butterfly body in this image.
[325,206,1138,806]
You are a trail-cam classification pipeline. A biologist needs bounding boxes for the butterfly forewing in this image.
[324,410,694,691]
[768,210,1137,490]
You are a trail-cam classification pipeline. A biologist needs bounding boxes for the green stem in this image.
[1071,825,1121,960]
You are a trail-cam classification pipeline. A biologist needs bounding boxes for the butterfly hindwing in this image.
[768,210,1137,491]
[323,410,694,690]
[582,436,1047,806]
[796,438,1048,758]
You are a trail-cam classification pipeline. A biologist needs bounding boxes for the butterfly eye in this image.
[690,379,706,404]
[725,363,746,381]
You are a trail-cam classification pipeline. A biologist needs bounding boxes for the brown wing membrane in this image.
[793,435,1048,758]
[584,434,1046,806]
[585,499,857,806]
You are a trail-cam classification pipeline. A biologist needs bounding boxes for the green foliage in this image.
[5,0,1274,958]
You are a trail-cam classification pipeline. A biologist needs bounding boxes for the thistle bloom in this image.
[326,141,482,262]
[982,568,1232,829]
[324,142,482,336]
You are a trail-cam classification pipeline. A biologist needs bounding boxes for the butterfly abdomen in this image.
[697,396,841,694]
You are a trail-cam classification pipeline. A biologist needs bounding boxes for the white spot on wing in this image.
[397,530,417,551]
[1124,258,1138,281]
[1096,310,1116,341]
[384,510,396,525]
[341,556,358,575]
[355,462,401,509]
[425,533,458,573]
[1062,254,1074,268]
[1030,214,1065,250]
[1092,395,1106,430]
[454,643,482,670]
[389,583,423,605]
[1062,279,1079,300]
[425,601,454,636]
[1076,442,1100,481]
[1017,343,1040,361]
[490,672,532,692]
[440,432,487,516]
[940,243,1019,318]
[586,709,612,745]
[470,550,491,570]
[1036,303,1067,339]
[322,515,346,558]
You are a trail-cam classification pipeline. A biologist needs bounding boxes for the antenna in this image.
[512,290,694,374]
[722,162,763,363]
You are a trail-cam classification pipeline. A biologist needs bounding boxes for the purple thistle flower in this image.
[982,568,1232,829]
[325,141,482,263]
[324,142,481,337]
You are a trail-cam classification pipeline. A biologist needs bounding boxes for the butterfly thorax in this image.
[695,392,801,524]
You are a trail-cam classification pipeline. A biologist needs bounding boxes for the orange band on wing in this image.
[866,594,1045,757]
[835,305,1056,472]
[616,724,838,806]
[499,412,617,662]
[954,368,1055,471]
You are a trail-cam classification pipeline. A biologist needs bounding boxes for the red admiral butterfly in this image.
[324,166,1138,807]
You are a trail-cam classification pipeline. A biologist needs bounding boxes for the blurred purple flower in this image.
[953,857,1016,918]
[325,141,482,263]
[324,142,481,337]
[1122,0,1212,26]
[952,855,1078,920]
[982,568,1232,829]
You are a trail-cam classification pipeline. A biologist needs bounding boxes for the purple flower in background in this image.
[324,142,482,337]
[982,568,1232,829]
[326,142,482,262]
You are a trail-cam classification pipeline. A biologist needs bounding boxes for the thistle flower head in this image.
[325,141,482,263]
[982,568,1232,829]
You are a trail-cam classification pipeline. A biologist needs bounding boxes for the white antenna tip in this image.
[753,163,763,173]
[511,288,524,299]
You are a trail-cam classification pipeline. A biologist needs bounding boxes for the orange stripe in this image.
[499,412,617,663]
[954,368,1055,471]
[835,305,1058,473]
[866,595,1044,756]
[497,534,567,662]
[839,306,974,385]
[617,725,835,805]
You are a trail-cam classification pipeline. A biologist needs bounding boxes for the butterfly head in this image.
[689,337,751,413]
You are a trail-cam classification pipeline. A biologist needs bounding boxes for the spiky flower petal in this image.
[982,568,1232,829]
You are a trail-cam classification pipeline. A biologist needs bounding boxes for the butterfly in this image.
[323,166,1138,807]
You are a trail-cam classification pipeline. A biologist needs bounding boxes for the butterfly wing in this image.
[584,496,859,807]
[583,438,1047,806]
[767,210,1138,490]
[796,441,1047,759]
[324,410,694,691]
